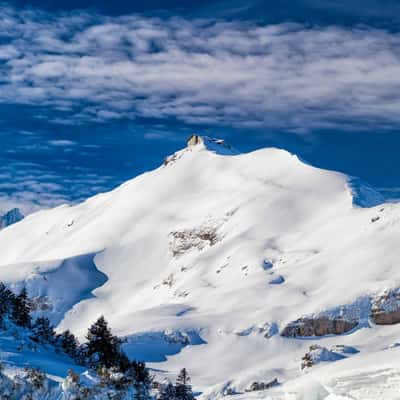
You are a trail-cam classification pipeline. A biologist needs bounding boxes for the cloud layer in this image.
[0,6,400,132]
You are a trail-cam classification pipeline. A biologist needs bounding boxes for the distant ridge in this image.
[0,208,24,229]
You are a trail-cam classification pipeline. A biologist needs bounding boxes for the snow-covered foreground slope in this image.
[0,135,400,398]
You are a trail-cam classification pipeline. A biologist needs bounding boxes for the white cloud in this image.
[48,139,76,147]
[0,7,400,131]
[0,159,116,215]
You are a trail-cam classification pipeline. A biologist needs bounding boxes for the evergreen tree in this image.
[12,287,31,328]
[158,382,176,400]
[175,368,194,400]
[0,282,14,319]
[117,351,131,373]
[86,316,122,369]
[58,330,80,359]
[128,361,152,400]
[31,316,55,344]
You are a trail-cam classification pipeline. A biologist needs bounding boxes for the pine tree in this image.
[175,368,194,400]
[12,287,31,328]
[58,330,80,359]
[0,282,14,320]
[158,382,176,400]
[86,316,122,369]
[117,351,131,373]
[128,361,152,400]
[31,316,55,344]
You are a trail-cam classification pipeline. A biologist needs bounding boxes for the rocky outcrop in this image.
[301,344,358,369]
[281,316,358,337]
[245,378,279,392]
[169,223,219,257]
[187,134,238,155]
[301,345,346,369]
[187,134,204,147]
[371,289,400,325]
[281,290,400,335]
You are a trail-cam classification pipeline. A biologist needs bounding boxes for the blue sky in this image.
[1,0,400,213]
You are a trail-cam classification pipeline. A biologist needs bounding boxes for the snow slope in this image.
[0,136,400,398]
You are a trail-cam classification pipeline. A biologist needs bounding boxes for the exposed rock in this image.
[301,345,346,369]
[245,378,279,392]
[187,134,204,147]
[371,289,400,325]
[164,151,183,166]
[281,316,357,337]
[187,134,238,155]
[164,134,236,166]
[169,223,219,257]
[162,273,175,288]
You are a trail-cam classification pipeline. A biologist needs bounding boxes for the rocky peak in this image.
[186,134,238,155]
[187,134,204,147]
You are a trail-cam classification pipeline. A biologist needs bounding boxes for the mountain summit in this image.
[0,140,398,398]
[186,134,239,155]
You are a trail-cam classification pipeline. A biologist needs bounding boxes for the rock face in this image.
[187,134,203,147]
[281,316,358,337]
[245,378,279,392]
[371,290,400,325]
[301,345,347,369]
[0,208,24,229]
[169,222,220,257]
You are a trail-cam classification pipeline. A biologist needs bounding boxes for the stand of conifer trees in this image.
[0,282,196,399]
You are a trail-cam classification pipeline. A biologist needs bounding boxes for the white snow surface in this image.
[0,138,400,398]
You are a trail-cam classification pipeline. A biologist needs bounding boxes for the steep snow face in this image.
[0,138,399,397]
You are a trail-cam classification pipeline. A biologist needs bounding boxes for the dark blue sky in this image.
[1,0,400,213]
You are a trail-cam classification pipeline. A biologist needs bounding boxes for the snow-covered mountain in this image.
[1,135,400,399]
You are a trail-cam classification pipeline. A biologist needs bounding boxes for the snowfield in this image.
[0,135,400,398]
